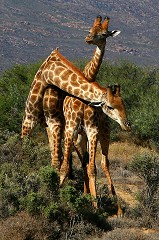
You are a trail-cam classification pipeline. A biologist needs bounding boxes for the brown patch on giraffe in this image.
[67,85,73,94]
[55,66,65,76]
[28,104,36,113]
[73,99,83,111]
[74,88,80,96]
[81,83,89,91]
[72,104,80,112]
[45,61,53,70]
[55,62,65,67]
[35,70,42,79]
[60,69,72,81]
[71,73,77,81]
[49,55,59,62]
[61,82,68,90]
[48,71,54,79]
[51,76,60,87]
[30,94,38,102]
[84,108,93,117]
[70,120,75,126]
[72,79,80,88]
[49,64,55,72]
[32,82,42,92]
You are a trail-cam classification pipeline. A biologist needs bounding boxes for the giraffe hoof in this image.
[60,175,66,186]
[117,208,124,218]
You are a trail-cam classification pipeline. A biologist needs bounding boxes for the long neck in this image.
[83,44,105,82]
[42,48,107,103]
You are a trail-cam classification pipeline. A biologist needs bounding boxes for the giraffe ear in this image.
[88,101,105,107]
[110,30,121,37]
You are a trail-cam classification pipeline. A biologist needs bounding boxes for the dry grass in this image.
[1,212,43,240]
[108,141,151,166]
[87,228,159,240]
[0,211,61,240]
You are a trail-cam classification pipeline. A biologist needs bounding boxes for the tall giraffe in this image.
[59,18,127,214]
[43,16,120,171]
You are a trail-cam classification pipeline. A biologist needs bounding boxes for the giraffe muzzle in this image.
[85,36,93,44]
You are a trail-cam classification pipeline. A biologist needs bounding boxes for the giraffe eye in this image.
[107,105,114,110]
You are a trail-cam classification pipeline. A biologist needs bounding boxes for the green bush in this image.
[97,62,159,148]
[0,135,51,218]
[42,202,59,219]
[0,63,41,133]
[20,191,44,214]
[60,185,78,209]
[39,165,59,191]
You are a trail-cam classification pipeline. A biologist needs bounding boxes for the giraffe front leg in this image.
[99,120,123,217]
[101,155,123,217]
[87,131,98,208]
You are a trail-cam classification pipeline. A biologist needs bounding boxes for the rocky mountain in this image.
[1,0,159,73]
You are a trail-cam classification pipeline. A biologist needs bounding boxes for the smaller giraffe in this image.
[43,16,120,171]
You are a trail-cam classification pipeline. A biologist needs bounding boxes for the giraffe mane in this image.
[54,48,88,81]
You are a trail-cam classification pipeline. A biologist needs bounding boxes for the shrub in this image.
[60,185,78,209]
[20,191,44,215]
[39,165,59,191]
[129,151,159,227]
[0,63,41,133]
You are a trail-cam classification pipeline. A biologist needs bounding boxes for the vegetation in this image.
[0,60,159,239]
[0,61,159,148]
[129,152,159,227]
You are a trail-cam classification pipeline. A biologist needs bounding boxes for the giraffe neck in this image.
[83,44,106,82]
[42,49,107,103]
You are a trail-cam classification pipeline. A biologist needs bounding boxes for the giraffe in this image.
[42,16,120,171]
[59,18,127,214]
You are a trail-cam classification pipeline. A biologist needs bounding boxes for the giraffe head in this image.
[89,85,131,131]
[85,15,120,46]
[103,85,131,131]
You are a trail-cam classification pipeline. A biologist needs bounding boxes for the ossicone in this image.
[93,15,102,26]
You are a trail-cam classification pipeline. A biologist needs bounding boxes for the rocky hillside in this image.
[1,0,159,73]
